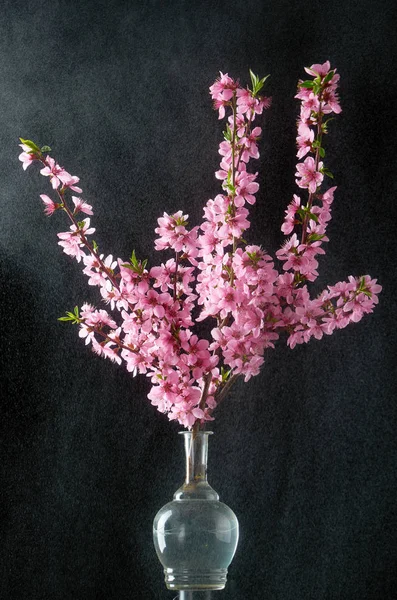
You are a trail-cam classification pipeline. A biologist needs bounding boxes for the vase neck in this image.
[183,431,210,484]
[174,431,218,500]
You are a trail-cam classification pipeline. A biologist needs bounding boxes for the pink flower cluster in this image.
[19,62,381,430]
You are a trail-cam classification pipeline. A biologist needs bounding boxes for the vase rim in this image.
[178,430,214,435]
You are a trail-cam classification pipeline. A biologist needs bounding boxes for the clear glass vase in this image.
[153,431,239,592]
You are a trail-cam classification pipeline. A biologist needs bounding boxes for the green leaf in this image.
[221,366,231,382]
[319,147,325,158]
[308,212,319,223]
[252,73,270,96]
[122,251,148,275]
[321,167,334,179]
[40,145,52,153]
[299,80,314,89]
[297,207,318,223]
[259,74,270,86]
[357,277,371,297]
[223,124,232,142]
[313,83,321,95]
[322,117,335,134]
[121,263,136,272]
[249,69,270,97]
[323,70,335,84]
[19,138,41,154]
[307,232,325,242]
[249,69,258,90]
[130,250,139,268]
[92,240,98,252]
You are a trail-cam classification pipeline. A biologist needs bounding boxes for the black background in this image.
[1,1,397,599]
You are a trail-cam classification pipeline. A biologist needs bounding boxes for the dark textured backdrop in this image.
[1,1,396,599]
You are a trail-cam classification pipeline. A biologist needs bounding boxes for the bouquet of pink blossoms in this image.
[19,61,381,431]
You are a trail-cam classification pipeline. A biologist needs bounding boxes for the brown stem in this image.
[235,111,253,173]
[231,92,237,188]
[173,251,179,300]
[213,373,239,406]
[84,322,132,352]
[192,373,213,437]
[301,99,323,245]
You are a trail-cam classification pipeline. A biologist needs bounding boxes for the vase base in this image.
[165,567,227,591]
[175,592,214,599]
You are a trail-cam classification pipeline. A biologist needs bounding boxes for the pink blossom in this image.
[83,253,117,288]
[209,72,238,100]
[155,211,199,259]
[239,126,262,162]
[72,196,93,215]
[304,61,331,78]
[281,195,301,235]
[295,156,324,193]
[19,144,35,170]
[234,173,259,206]
[236,88,258,116]
[213,98,228,120]
[57,218,95,262]
[237,88,271,117]
[321,186,337,206]
[296,122,314,158]
[218,207,250,239]
[322,87,342,114]
[62,175,83,194]
[300,93,320,120]
[210,72,238,118]
[40,194,57,216]
[100,341,122,365]
[40,156,70,190]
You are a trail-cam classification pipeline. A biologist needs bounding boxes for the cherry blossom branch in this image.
[18,63,381,431]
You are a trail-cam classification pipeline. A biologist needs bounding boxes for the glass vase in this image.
[153,431,239,592]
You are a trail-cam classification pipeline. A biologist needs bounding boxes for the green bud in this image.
[58,306,81,324]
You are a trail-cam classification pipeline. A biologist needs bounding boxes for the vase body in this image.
[153,431,239,592]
